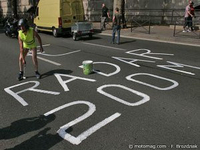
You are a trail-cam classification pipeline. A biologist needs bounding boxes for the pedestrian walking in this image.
[17,18,44,80]
[111,7,122,45]
[183,1,195,32]
[101,3,110,30]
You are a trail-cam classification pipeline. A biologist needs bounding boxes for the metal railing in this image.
[125,9,200,36]
[169,9,200,38]
[125,9,176,34]
[85,8,200,37]
[125,9,200,25]
[173,20,200,38]
[85,8,200,24]
[130,17,151,34]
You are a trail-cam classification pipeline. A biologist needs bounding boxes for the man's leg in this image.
[31,48,38,71]
[183,18,187,32]
[189,17,193,31]
[18,49,28,80]
[112,26,117,43]
[100,17,104,30]
[101,17,106,30]
[32,48,41,79]
[103,17,106,29]
[116,26,121,44]
[104,17,107,29]
[187,17,192,32]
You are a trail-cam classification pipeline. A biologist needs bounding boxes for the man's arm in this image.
[107,10,110,18]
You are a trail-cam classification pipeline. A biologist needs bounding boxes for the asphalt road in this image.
[1,29,200,150]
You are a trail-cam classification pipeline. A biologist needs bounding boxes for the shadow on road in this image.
[0,114,55,140]
[0,114,68,150]
[120,39,136,45]
[41,69,73,79]
[79,36,102,41]
[5,127,64,150]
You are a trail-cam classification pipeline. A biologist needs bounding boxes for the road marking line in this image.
[82,42,126,51]
[37,44,51,48]
[40,50,81,57]
[4,81,60,106]
[37,56,61,66]
[30,44,80,66]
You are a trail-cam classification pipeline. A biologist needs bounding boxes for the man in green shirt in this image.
[18,18,44,80]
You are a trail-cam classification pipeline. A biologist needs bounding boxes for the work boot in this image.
[17,71,23,81]
[35,71,41,79]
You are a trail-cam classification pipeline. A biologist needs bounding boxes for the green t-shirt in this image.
[113,13,122,26]
[18,27,36,49]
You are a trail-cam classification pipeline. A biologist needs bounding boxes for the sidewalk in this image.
[1,23,199,47]
[93,22,200,47]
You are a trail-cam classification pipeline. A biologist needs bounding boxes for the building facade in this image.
[0,0,200,23]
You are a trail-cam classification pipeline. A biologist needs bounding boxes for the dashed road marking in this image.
[37,56,61,66]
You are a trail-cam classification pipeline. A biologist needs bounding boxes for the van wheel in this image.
[53,28,59,37]
[73,33,77,41]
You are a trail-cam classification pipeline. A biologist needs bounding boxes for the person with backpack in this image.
[111,7,122,45]
[17,18,44,80]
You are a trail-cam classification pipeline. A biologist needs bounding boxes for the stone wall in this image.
[0,0,10,17]
[82,0,200,23]
[17,0,32,16]
[83,0,113,21]
[124,0,200,24]
[1,0,200,23]
[125,0,200,9]
[0,0,37,18]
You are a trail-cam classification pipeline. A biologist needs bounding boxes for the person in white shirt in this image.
[183,1,195,32]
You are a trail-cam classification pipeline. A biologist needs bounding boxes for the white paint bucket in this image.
[82,60,93,75]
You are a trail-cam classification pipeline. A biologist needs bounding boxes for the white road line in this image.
[31,44,80,65]
[83,42,126,51]
[36,50,81,66]
[37,56,61,66]
[40,50,81,57]
[37,44,51,48]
